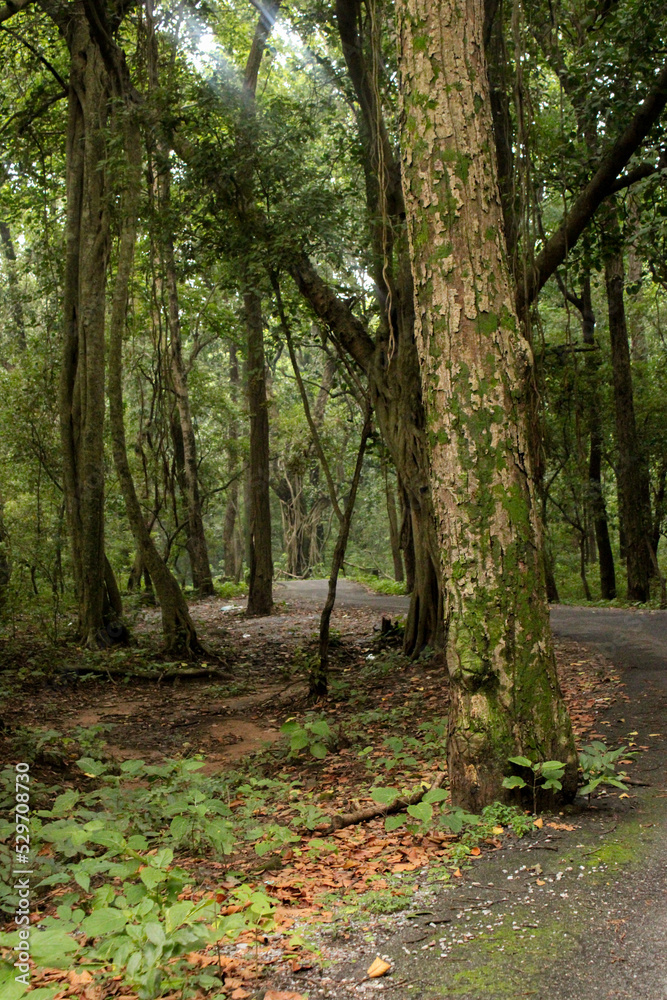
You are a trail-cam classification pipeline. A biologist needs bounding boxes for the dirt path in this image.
[272,584,667,999]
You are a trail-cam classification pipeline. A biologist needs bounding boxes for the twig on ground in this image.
[322,771,446,833]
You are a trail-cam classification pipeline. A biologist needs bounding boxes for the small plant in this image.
[281,717,334,759]
[502,756,566,814]
[578,741,636,799]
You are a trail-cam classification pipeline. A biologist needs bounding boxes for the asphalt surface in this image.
[272,580,667,999]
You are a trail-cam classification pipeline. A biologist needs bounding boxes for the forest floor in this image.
[1,583,666,1000]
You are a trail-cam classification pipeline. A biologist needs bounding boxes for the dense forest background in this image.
[0,0,666,641]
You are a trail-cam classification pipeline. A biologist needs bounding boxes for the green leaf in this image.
[140,867,167,890]
[74,871,90,893]
[170,815,190,840]
[144,922,165,947]
[290,732,309,751]
[309,720,332,738]
[81,908,127,937]
[75,757,107,777]
[407,801,433,824]
[30,930,79,967]
[370,787,400,805]
[309,742,328,759]
[423,788,448,804]
[541,778,562,791]
[508,756,533,768]
[502,776,527,789]
[165,901,194,933]
[385,813,407,831]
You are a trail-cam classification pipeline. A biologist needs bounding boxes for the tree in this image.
[395,0,577,808]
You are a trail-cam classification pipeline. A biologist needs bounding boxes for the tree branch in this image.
[518,59,667,315]
[290,254,375,372]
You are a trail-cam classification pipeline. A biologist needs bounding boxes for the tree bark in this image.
[58,11,111,645]
[244,283,274,615]
[604,236,652,602]
[396,0,577,809]
[146,0,213,597]
[578,277,616,599]
[106,87,204,657]
[383,456,404,582]
[0,220,26,350]
[223,342,242,581]
[239,4,279,617]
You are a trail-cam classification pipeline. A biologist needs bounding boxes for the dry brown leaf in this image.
[547,822,575,831]
[470,846,481,856]
[533,817,544,829]
[264,991,307,1000]
[230,989,250,1000]
[68,970,93,986]
[367,957,391,978]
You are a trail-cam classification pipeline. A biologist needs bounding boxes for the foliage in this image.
[578,741,636,798]
[502,756,567,814]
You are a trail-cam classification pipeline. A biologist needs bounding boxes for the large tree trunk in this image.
[604,237,652,602]
[244,284,274,614]
[395,0,577,809]
[58,13,111,645]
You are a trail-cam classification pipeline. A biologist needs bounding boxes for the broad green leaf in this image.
[81,908,127,937]
[75,757,107,777]
[423,788,448,804]
[385,813,407,831]
[502,776,527,789]
[309,742,328,759]
[370,787,400,805]
[508,756,532,768]
[30,930,79,967]
[407,801,433,823]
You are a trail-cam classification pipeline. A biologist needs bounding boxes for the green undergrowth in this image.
[347,571,408,595]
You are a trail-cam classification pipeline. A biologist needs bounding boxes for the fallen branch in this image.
[324,772,446,832]
[57,664,230,682]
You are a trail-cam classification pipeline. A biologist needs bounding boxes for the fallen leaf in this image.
[230,989,250,1000]
[453,868,463,877]
[536,879,546,886]
[492,826,504,835]
[367,957,391,978]
[619,793,630,799]
[68,970,93,986]
[547,822,575,831]
[470,846,481,856]
[264,992,306,1000]
[533,817,543,829]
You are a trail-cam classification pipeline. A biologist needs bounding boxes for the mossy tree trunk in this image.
[395,0,577,809]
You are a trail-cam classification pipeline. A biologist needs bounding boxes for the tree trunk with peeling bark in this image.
[395,0,577,809]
